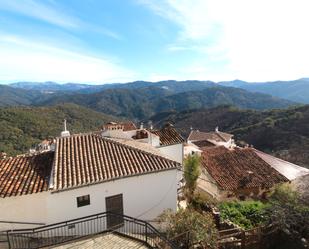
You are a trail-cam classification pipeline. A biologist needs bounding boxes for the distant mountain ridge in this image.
[7,78,309,103]
[39,85,295,119]
[218,78,309,103]
[0,80,297,119]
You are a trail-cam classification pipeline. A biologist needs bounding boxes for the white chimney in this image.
[140,122,144,130]
[61,119,71,137]
[148,121,153,130]
[215,126,219,132]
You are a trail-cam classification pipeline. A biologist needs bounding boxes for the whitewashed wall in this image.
[0,192,49,231]
[158,144,183,164]
[46,169,178,224]
[0,170,178,231]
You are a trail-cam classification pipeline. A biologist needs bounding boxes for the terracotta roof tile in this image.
[201,146,288,191]
[52,134,180,190]
[149,125,184,146]
[188,130,233,143]
[0,152,54,198]
[192,140,216,148]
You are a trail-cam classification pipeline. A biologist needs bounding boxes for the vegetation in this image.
[219,78,309,104]
[151,105,309,168]
[183,154,201,202]
[219,200,268,229]
[264,184,309,249]
[0,103,118,156]
[158,209,218,249]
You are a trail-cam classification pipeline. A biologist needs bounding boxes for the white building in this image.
[0,133,181,231]
[101,122,185,164]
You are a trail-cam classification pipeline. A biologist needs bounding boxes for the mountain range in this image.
[218,78,309,103]
[1,80,300,120]
[8,78,309,103]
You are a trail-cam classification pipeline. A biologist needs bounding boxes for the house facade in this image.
[0,134,181,231]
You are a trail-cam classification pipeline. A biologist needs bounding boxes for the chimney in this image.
[148,121,153,130]
[61,119,71,137]
[215,126,219,132]
[140,122,144,130]
[0,152,7,159]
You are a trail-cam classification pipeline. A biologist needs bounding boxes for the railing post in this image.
[145,223,148,244]
[6,231,11,249]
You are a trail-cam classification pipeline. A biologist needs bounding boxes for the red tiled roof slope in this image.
[0,152,54,198]
[150,125,184,146]
[201,146,288,191]
[188,130,233,143]
[53,134,180,190]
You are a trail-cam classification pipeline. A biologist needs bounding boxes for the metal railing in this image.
[5,212,177,249]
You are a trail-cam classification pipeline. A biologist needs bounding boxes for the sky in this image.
[0,0,309,84]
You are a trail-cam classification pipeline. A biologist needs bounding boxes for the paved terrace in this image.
[49,233,150,249]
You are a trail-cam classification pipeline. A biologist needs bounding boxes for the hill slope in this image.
[0,103,118,156]
[0,85,44,106]
[40,86,295,119]
[219,79,309,103]
[150,105,309,168]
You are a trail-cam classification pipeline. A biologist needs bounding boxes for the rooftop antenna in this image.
[61,119,71,137]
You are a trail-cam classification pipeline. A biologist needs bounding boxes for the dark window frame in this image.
[77,194,90,207]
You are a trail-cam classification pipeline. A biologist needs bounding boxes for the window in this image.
[77,194,90,207]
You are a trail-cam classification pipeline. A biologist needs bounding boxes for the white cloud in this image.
[0,35,136,83]
[0,0,79,29]
[140,0,309,81]
[0,0,121,40]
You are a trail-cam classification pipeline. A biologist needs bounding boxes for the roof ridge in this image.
[58,133,180,167]
[253,148,309,171]
[96,134,180,166]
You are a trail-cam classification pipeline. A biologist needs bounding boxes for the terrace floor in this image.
[50,233,150,249]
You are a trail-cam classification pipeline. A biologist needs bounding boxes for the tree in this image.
[184,154,201,202]
[158,209,218,249]
[264,184,309,249]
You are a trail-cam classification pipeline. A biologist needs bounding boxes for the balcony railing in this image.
[5,212,177,249]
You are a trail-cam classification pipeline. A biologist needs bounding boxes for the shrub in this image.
[264,184,309,249]
[219,200,268,229]
[158,208,218,249]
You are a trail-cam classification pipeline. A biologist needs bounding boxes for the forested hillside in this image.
[219,78,309,103]
[40,86,295,119]
[150,105,309,168]
[0,104,117,156]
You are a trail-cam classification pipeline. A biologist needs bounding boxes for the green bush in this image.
[219,200,268,229]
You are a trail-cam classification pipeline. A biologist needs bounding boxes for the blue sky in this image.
[0,0,309,84]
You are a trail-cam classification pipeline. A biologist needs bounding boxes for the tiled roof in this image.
[149,124,184,146]
[0,152,54,198]
[254,149,309,180]
[201,146,288,191]
[102,122,137,131]
[52,134,180,190]
[192,140,216,148]
[188,130,233,143]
